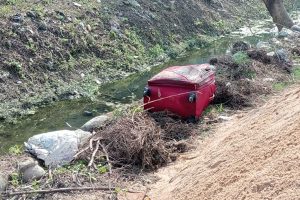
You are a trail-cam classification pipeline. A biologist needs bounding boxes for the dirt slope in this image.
[149,85,300,200]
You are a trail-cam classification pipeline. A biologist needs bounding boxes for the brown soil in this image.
[149,85,300,200]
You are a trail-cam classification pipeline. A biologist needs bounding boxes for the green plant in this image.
[0,6,12,18]
[203,105,214,115]
[273,82,288,91]
[194,18,203,26]
[10,172,20,187]
[5,0,22,5]
[292,67,300,80]
[149,44,164,58]
[167,48,179,59]
[9,145,23,155]
[32,180,40,190]
[97,164,109,174]
[109,31,117,40]
[213,20,226,30]
[233,52,250,65]
[216,104,224,113]
[115,187,122,193]
[7,61,24,78]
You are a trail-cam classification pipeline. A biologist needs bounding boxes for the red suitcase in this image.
[143,64,216,120]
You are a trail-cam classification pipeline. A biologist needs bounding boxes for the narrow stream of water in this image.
[0,18,286,153]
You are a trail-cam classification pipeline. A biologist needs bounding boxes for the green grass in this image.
[203,104,225,116]
[292,67,300,80]
[233,52,250,66]
[273,82,288,91]
[8,144,23,155]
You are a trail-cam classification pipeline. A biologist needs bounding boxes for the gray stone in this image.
[0,173,8,191]
[274,49,289,62]
[81,115,110,132]
[123,0,140,7]
[83,111,93,117]
[38,22,47,31]
[11,14,23,23]
[277,31,289,38]
[26,11,36,19]
[291,25,300,32]
[256,41,272,51]
[18,158,37,173]
[22,165,46,183]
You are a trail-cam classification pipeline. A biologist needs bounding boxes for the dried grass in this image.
[211,49,291,108]
[76,112,196,171]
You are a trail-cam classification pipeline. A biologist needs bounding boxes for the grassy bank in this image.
[0,0,268,123]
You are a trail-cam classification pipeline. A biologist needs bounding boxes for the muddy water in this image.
[0,21,279,153]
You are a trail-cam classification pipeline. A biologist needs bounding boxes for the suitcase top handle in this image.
[149,64,215,85]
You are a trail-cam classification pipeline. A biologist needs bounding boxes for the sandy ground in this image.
[149,85,300,200]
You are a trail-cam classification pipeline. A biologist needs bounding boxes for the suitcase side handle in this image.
[188,92,197,103]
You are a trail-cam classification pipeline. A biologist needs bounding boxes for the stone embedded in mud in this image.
[26,11,37,19]
[123,0,140,7]
[277,31,289,38]
[256,41,272,51]
[37,22,47,31]
[274,49,289,62]
[18,158,37,172]
[83,110,93,117]
[81,115,110,132]
[10,14,23,23]
[21,165,46,183]
[18,158,46,183]
[291,25,300,32]
[0,173,8,191]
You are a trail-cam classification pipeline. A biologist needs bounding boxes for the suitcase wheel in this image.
[188,92,197,103]
[143,87,151,97]
[187,116,198,123]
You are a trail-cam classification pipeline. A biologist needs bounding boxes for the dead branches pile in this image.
[76,112,195,171]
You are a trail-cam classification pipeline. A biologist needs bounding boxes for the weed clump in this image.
[211,47,291,108]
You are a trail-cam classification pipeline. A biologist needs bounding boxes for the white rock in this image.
[25,130,91,167]
[267,52,275,56]
[218,116,232,121]
[73,2,82,7]
[226,82,231,87]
